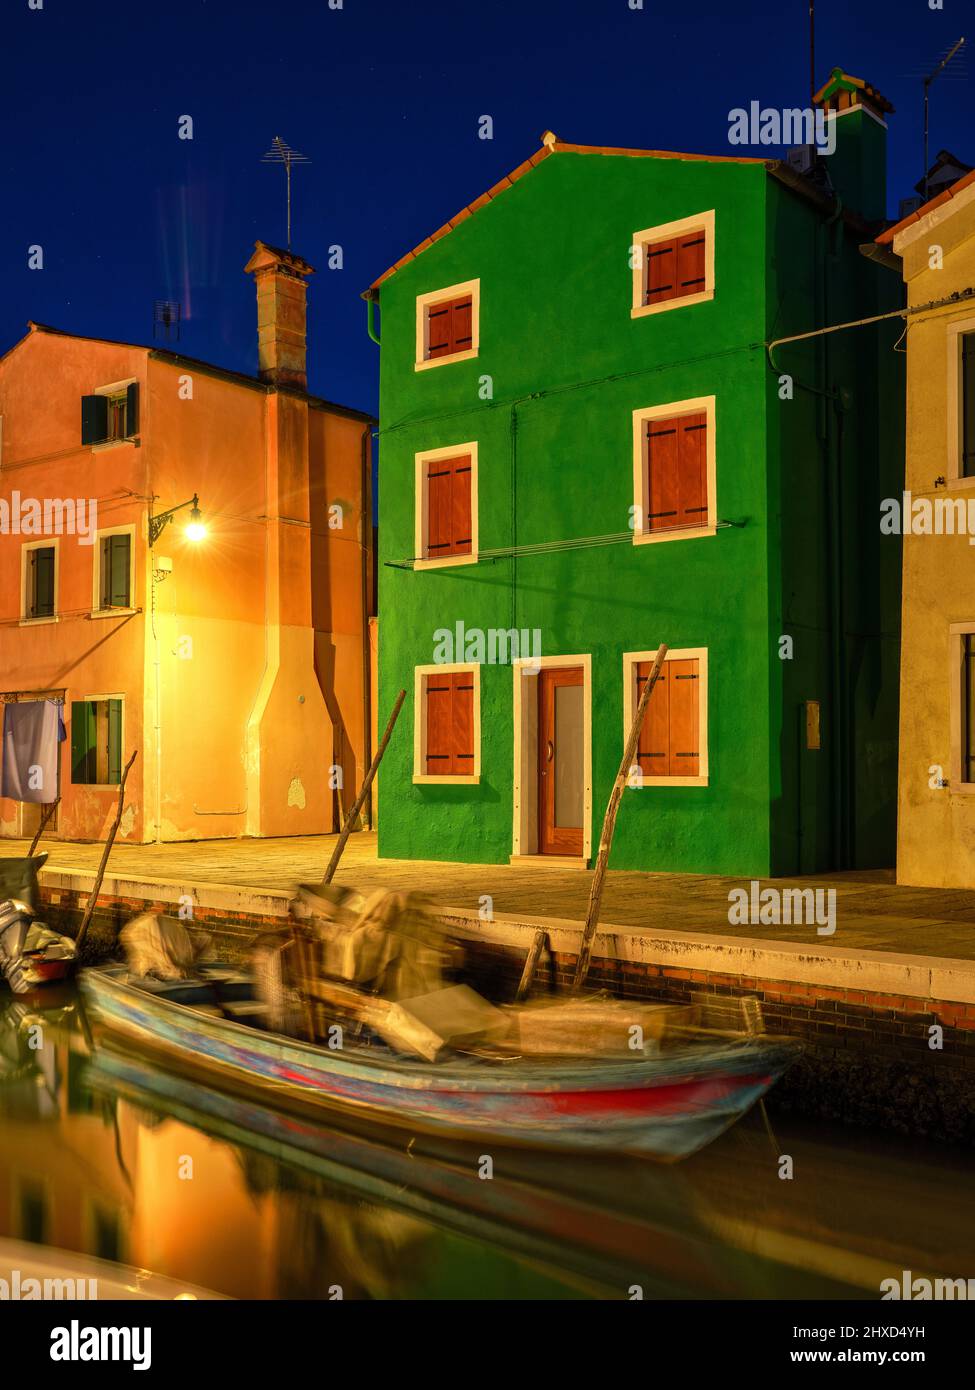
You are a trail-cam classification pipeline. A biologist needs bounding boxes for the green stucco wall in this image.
[374,146,901,876]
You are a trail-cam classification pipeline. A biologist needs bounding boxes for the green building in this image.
[367,71,903,877]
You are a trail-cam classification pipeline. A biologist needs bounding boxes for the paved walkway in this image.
[6,832,975,962]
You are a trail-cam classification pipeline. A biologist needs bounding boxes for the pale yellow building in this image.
[878,169,975,886]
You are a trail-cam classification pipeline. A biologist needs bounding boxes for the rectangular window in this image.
[425,456,472,561]
[633,397,715,544]
[624,648,708,786]
[428,295,472,359]
[415,280,480,369]
[965,634,975,783]
[98,533,131,608]
[631,212,714,318]
[71,698,122,786]
[25,545,55,619]
[414,665,479,782]
[963,332,975,479]
[81,382,138,446]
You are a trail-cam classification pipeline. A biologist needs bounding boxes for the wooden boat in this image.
[79,964,799,1161]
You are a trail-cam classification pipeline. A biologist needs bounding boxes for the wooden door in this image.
[538,666,585,856]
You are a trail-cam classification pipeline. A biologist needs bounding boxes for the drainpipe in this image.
[822,197,848,869]
[366,295,380,346]
[360,423,374,829]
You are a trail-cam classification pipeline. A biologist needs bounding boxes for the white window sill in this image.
[89,606,137,620]
[19,615,60,627]
[633,525,716,546]
[91,437,138,452]
[413,774,480,785]
[414,553,478,571]
[414,349,479,372]
[73,782,122,791]
[631,776,709,788]
[631,290,713,319]
[949,783,975,797]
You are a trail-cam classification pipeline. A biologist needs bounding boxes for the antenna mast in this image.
[261,136,311,250]
[923,38,965,200]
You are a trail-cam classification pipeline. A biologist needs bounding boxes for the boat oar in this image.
[572,644,667,994]
[323,689,406,885]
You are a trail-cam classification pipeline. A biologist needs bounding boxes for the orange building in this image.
[0,243,375,843]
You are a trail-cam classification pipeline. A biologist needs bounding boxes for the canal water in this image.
[2,989,974,1300]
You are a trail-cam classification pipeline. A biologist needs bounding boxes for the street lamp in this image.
[148,493,207,547]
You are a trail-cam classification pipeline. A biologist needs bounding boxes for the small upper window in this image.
[416,280,480,369]
[82,382,139,446]
[631,212,714,318]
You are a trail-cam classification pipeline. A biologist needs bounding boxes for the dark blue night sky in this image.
[4,0,970,417]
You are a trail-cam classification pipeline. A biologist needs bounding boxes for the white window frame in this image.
[92,377,138,450]
[632,395,717,545]
[949,622,975,795]
[946,314,975,490]
[415,278,480,371]
[631,210,715,319]
[91,523,137,618]
[414,441,479,570]
[622,647,709,788]
[413,662,481,785]
[20,538,60,625]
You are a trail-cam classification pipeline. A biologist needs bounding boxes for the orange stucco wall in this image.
[0,324,372,842]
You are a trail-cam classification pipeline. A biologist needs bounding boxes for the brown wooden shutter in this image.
[425,455,472,558]
[425,671,474,775]
[645,419,680,531]
[427,303,452,358]
[636,660,670,776]
[668,659,700,776]
[425,674,453,772]
[677,413,708,528]
[636,658,700,778]
[451,671,475,773]
[645,238,677,305]
[450,296,473,352]
[676,232,706,297]
[426,295,473,359]
[426,462,452,556]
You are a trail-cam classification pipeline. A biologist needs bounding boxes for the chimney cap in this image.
[813,67,895,116]
[244,240,316,278]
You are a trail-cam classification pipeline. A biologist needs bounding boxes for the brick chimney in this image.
[813,68,894,222]
[244,241,315,390]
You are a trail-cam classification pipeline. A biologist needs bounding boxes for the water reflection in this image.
[2,992,974,1300]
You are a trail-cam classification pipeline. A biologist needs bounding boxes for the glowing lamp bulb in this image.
[186,505,206,542]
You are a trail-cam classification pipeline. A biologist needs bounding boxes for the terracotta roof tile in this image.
[876,166,975,246]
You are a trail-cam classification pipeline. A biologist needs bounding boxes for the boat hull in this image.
[79,967,798,1161]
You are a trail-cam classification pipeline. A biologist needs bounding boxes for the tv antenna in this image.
[261,136,311,250]
[923,38,966,200]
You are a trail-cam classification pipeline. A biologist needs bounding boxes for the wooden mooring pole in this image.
[27,797,60,858]
[572,643,667,993]
[75,751,138,954]
[323,689,406,884]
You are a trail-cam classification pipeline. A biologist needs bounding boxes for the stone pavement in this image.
[6,831,975,962]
